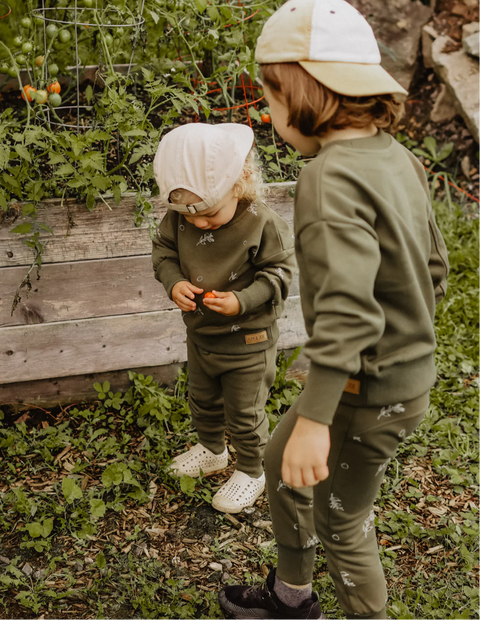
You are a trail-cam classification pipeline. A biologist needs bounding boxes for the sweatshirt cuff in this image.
[297,364,350,426]
[233,279,273,315]
[156,262,188,299]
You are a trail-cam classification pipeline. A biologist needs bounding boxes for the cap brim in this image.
[299,61,408,97]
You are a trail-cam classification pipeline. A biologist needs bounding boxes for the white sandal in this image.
[170,443,228,477]
[212,470,265,514]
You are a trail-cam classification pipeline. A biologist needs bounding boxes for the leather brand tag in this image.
[344,378,361,395]
[245,330,268,345]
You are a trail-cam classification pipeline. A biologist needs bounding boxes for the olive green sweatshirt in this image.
[295,130,449,426]
[152,199,295,354]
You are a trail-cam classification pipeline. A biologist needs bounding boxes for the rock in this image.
[220,559,233,569]
[22,562,33,576]
[243,506,256,515]
[0,556,10,565]
[74,561,84,572]
[349,0,432,91]
[461,155,471,179]
[209,562,223,572]
[202,533,212,545]
[221,572,231,583]
[452,3,469,17]
[84,556,94,564]
[432,35,479,142]
[464,32,479,57]
[431,84,458,123]
[34,569,47,580]
[422,25,439,69]
[463,22,479,41]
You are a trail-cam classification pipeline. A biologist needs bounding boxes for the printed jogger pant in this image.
[187,338,277,478]
[265,390,430,619]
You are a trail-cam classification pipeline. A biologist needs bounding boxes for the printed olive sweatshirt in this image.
[152,199,295,354]
[295,130,449,426]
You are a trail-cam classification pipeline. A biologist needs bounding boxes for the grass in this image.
[0,192,478,619]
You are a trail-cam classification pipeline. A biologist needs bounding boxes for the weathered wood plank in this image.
[0,256,174,328]
[0,348,309,409]
[0,296,307,385]
[0,182,296,267]
[1,255,300,328]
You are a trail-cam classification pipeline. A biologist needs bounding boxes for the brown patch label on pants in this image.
[344,378,361,395]
[245,330,268,345]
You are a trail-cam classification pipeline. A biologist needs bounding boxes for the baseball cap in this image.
[255,0,408,97]
[153,123,254,214]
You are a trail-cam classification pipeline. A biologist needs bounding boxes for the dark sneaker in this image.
[219,568,326,619]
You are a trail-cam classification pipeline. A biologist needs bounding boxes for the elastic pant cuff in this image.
[236,462,264,478]
[276,543,316,586]
[347,606,387,619]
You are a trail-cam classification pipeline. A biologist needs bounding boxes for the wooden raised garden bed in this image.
[0,182,306,407]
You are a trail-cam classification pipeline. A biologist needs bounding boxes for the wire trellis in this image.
[32,0,145,130]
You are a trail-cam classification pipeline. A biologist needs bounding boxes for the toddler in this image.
[152,122,296,514]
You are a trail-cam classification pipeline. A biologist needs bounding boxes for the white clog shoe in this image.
[212,470,265,514]
[170,443,228,477]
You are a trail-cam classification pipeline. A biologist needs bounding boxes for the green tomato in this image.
[22,42,33,54]
[7,66,17,77]
[16,54,27,66]
[83,0,93,7]
[35,89,48,104]
[20,17,32,29]
[48,63,59,76]
[59,29,71,44]
[49,92,62,107]
[104,33,113,47]
[46,24,58,39]
[13,36,23,47]
[0,64,9,74]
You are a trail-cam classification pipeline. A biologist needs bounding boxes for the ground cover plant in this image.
[0,175,478,618]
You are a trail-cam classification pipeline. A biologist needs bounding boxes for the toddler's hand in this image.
[172,281,204,311]
[203,290,240,316]
[281,416,330,488]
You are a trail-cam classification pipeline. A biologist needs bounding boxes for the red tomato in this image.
[261,113,271,123]
[204,292,216,299]
[21,84,36,102]
[47,81,61,94]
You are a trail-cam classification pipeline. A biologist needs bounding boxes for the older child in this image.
[219,0,449,617]
[152,123,295,514]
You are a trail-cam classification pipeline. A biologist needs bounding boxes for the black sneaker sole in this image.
[219,591,326,619]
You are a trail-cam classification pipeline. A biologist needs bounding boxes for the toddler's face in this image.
[263,84,321,157]
[182,188,238,230]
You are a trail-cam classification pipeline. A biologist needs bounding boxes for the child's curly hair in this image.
[261,63,404,138]
[169,147,264,205]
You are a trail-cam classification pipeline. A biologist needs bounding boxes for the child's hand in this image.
[172,281,204,311]
[203,290,240,316]
[281,416,330,488]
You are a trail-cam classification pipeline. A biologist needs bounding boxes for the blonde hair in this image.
[261,63,404,137]
[169,147,264,205]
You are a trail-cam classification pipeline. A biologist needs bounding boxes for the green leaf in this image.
[102,381,110,393]
[42,517,53,537]
[423,136,437,159]
[90,499,106,518]
[195,0,208,12]
[180,475,196,493]
[93,382,103,392]
[14,145,31,162]
[102,462,124,487]
[96,551,106,570]
[91,176,111,191]
[438,142,454,162]
[55,163,75,176]
[10,223,32,234]
[25,522,43,538]
[62,477,83,503]
[207,6,219,21]
[85,85,94,105]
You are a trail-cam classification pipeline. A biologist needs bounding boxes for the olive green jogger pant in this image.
[187,338,277,478]
[264,390,430,619]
